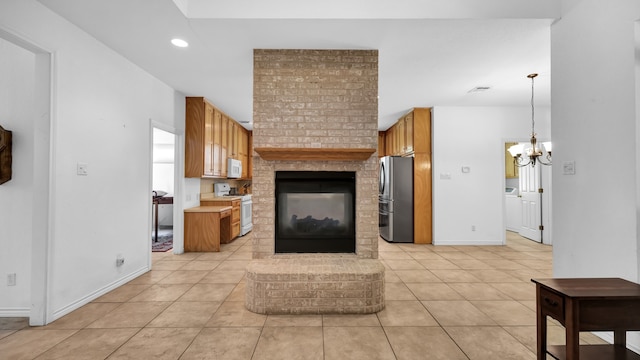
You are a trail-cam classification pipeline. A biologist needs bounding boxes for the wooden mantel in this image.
[254,147,376,161]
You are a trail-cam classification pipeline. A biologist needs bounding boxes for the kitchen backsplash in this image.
[200,178,252,195]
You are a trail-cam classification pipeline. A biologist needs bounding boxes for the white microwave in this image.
[227,158,242,178]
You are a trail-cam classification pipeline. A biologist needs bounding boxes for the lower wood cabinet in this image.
[184,206,232,252]
[201,199,241,241]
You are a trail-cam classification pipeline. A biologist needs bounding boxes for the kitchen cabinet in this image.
[186,97,216,177]
[201,198,241,241]
[212,109,222,176]
[226,120,251,179]
[228,120,238,159]
[184,206,232,251]
[185,97,252,179]
[378,131,386,157]
[239,128,249,179]
[396,118,406,154]
[403,113,414,154]
[220,115,229,177]
[384,112,414,156]
[247,131,253,179]
[385,125,395,156]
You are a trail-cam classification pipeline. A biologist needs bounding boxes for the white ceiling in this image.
[37,0,555,130]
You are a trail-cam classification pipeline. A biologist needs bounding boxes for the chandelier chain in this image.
[531,75,535,136]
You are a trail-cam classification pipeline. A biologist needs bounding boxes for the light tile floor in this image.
[0,231,608,359]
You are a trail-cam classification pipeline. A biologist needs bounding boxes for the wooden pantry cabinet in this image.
[381,108,432,244]
[185,97,252,179]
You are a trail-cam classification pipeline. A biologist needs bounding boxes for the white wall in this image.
[552,0,640,351]
[552,0,640,280]
[0,0,184,322]
[0,38,35,316]
[432,106,550,245]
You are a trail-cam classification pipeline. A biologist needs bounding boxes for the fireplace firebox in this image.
[275,171,356,253]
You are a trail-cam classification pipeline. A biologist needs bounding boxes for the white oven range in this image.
[214,183,252,236]
[240,194,252,235]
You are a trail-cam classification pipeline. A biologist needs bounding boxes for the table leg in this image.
[614,329,626,347]
[565,298,580,360]
[536,286,547,360]
[154,200,159,242]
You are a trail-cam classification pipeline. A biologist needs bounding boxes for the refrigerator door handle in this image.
[379,161,386,195]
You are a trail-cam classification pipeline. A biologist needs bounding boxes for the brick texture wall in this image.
[252,49,379,259]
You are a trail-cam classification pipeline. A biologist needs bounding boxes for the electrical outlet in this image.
[116,255,125,267]
[7,273,16,286]
[471,225,476,231]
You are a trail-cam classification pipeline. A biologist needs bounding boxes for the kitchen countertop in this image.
[184,205,232,213]
[200,193,247,201]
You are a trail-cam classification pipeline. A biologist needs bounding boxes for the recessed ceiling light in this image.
[171,38,189,48]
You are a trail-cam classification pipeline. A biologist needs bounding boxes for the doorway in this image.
[0,29,53,325]
[503,141,553,245]
[151,127,176,253]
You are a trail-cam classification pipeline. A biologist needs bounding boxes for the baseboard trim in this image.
[0,308,30,317]
[432,239,504,246]
[50,266,149,323]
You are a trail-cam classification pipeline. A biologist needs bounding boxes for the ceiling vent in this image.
[468,86,491,93]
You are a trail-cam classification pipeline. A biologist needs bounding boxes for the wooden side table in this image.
[532,278,640,359]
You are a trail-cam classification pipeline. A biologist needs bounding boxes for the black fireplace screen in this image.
[275,171,356,253]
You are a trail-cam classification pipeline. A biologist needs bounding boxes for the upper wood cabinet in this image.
[220,115,229,177]
[384,111,416,157]
[238,128,249,179]
[378,132,386,157]
[228,121,238,158]
[403,112,414,154]
[186,97,213,177]
[185,97,252,179]
[385,125,395,156]
[225,119,251,179]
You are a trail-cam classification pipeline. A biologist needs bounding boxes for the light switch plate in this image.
[7,273,16,286]
[562,161,575,175]
[77,162,88,176]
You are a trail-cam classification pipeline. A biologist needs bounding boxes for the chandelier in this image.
[507,73,551,167]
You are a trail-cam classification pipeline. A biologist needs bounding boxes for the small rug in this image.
[152,235,173,252]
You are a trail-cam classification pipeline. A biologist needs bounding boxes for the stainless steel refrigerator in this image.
[379,156,414,243]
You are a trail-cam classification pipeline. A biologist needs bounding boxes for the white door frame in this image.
[150,120,184,258]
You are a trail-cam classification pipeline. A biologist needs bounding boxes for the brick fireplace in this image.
[246,49,384,314]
